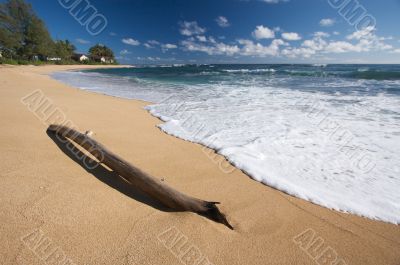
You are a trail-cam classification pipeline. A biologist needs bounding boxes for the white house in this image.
[72,53,89,62]
[47,57,61,61]
[79,55,89,61]
[93,56,114,64]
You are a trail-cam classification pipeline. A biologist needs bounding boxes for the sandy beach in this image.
[0,64,399,265]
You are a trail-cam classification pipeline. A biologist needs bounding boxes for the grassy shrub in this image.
[0,58,19,65]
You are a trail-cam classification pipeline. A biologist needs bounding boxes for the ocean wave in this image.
[223,68,276,73]
[345,70,400,80]
[282,69,400,80]
[312,63,328,67]
[357,67,370,72]
[199,71,221,75]
[283,69,328,77]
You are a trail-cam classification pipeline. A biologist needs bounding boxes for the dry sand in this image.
[0,64,399,265]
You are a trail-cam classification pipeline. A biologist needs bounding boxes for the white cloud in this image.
[325,41,363,53]
[197,36,208,42]
[109,32,117,36]
[333,31,340,35]
[76,38,90,44]
[179,21,206,36]
[282,32,302,41]
[345,27,393,51]
[147,57,161,61]
[179,25,400,60]
[379,36,394,41]
[148,40,160,45]
[181,39,240,56]
[144,40,160,49]
[282,33,326,58]
[282,47,317,58]
[142,57,177,62]
[144,40,178,51]
[161,43,178,52]
[239,39,287,56]
[314,31,330,38]
[122,38,140,46]
[163,44,177,49]
[346,26,375,40]
[215,42,241,55]
[260,0,289,3]
[282,27,396,58]
[120,49,131,55]
[252,25,275,39]
[216,16,230,27]
[209,36,217,43]
[182,32,288,57]
[320,18,335,27]
[303,38,327,51]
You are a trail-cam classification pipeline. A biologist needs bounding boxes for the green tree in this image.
[54,40,76,60]
[0,0,32,55]
[0,0,54,59]
[88,44,115,59]
[21,16,54,59]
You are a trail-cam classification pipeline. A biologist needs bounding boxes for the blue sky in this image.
[14,0,400,64]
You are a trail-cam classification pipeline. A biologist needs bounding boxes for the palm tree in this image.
[88,44,114,59]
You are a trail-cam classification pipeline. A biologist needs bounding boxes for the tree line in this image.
[0,0,116,64]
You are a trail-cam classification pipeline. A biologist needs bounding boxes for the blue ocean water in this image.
[52,64,400,224]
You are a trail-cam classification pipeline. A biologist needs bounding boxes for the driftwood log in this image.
[48,125,233,229]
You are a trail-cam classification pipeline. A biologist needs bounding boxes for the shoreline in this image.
[1,65,399,265]
[50,65,400,226]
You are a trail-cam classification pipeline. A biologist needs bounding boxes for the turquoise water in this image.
[86,64,400,92]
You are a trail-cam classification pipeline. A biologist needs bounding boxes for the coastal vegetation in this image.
[0,0,116,65]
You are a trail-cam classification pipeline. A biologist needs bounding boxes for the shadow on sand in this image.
[46,130,171,212]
